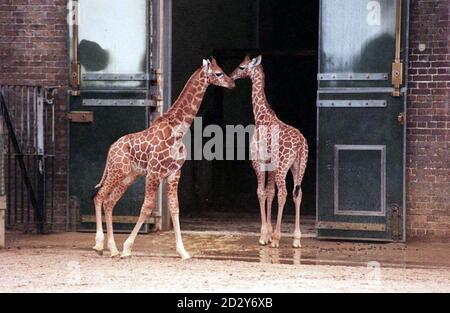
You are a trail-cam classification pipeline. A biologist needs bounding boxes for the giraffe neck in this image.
[165,68,209,132]
[250,66,273,123]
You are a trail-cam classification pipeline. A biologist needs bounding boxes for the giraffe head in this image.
[202,57,235,89]
[230,55,262,81]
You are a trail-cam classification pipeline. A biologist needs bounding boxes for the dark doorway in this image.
[172,1,319,223]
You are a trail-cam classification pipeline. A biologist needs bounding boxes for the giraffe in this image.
[91,58,235,259]
[230,55,308,248]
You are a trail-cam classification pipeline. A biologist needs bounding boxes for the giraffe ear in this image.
[250,55,262,67]
[202,59,211,74]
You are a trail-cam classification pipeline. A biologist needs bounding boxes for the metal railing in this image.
[0,85,57,233]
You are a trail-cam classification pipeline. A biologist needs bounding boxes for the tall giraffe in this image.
[92,58,235,259]
[230,55,308,248]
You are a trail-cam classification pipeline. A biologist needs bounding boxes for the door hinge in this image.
[392,60,403,97]
[397,112,406,125]
[70,62,81,96]
[390,204,401,241]
[67,111,93,123]
[151,68,163,102]
[70,5,80,97]
[392,0,403,97]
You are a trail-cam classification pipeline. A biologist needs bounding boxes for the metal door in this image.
[68,0,165,231]
[316,0,409,241]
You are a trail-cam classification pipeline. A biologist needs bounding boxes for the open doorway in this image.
[172,0,319,231]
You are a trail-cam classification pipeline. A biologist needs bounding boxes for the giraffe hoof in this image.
[259,238,269,246]
[177,249,191,260]
[120,253,132,259]
[270,240,280,248]
[292,239,302,248]
[110,250,120,258]
[181,253,191,260]
[92,246,104,256]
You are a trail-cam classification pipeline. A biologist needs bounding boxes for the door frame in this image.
[156,0,173,231]
[66,0,174,231]
[315,0,410,242]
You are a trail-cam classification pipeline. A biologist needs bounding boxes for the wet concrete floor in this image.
[3,226,450,270]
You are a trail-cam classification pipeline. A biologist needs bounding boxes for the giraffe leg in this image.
[92,178,118,255]
[92,196,105,255]
[271,171,288,248]
[104,208,119,257]
[121,176,159,258]
[293,186,302,248]
[253,166,269,246]
[103,174,138,257]
[291,148,308,248]
[167,170,190,260]
[265,171,276,243]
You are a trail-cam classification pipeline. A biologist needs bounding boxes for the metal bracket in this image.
[317,100,387,107]
[43,87,58,105]
[316,221,386,232]
[82,99,156,107]
[80,215,156,224]
[67,111,94,123]
[82,73,151,81]
[318,73,389,81]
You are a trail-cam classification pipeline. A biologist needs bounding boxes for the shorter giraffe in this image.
[92,58,235,259]
[230,55,308,248]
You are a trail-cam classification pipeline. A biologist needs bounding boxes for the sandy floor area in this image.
[1,248,450,293]
[1,231,449,292]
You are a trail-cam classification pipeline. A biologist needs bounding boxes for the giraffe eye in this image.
[239,66,246,70]
[215,72,223,77]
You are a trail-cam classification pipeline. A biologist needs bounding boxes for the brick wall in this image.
[0,0,68,231]
[407,0,450,240]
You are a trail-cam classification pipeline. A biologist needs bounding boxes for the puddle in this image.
[4,230,450,271]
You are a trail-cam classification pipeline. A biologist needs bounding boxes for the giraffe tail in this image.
[91,164,108,200]
[293,143,309,190]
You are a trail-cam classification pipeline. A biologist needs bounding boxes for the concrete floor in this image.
[1,226,449,292]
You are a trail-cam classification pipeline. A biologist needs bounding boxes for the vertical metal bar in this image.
[36,88,45,233]
[20,87,24,146]
[50,156,54,227]
[51,98,55,144]
[33,87,37,152]
[26,87,31,225]
[50,91,55,228]
[36,89,44,157]
[34,88,38,227]
[392,0,403,97]
[395,0,402,62]
[13,87,17,225]
[0,96,4,246]
[70,0,80,96]
[20,87,24,224]
[27,87,30,147]
[44,97,48,227]
[5,87,11,225]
